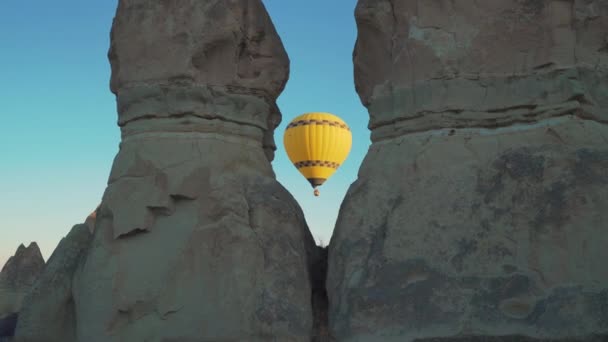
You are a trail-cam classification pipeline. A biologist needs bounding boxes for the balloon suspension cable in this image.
[313,188,320,197]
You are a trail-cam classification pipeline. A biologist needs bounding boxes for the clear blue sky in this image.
[0,0,370,265]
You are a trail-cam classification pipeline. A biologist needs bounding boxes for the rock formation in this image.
[0,243,44,320]
[328,1,608,341]
[14,224,93,342]
[15,1,318,341]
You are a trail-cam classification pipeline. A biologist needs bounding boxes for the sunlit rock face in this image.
[0,243,44,319]
[15,1,316,341]
[328,1,608,341]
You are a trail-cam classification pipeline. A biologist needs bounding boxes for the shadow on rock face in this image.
[0,313,17,339]
[311,246,329,342]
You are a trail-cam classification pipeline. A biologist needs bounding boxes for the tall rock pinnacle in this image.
[0,243,44,319]
[15,1,317,341]
[328,1,608,341]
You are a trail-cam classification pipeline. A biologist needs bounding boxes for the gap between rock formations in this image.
[311,246,329,342]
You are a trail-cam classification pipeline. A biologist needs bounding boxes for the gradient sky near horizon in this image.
[0,0,370,266]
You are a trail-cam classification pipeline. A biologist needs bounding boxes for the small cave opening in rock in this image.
[0,312,18,340]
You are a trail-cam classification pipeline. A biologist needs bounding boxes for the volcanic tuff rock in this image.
[15,1,317,341]
[0,243,44,320]
[108,0,288,162]
[14,224,92,342]
[328,0,608,341]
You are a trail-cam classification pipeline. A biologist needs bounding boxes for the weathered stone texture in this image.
[354,0,608,141]
[329,1,608,341]
[0,243,44,320]
[14,1,317,341]
[14,224,92,342]
[108,0,289,161]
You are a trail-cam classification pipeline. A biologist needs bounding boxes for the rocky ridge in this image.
[0,243,44,320]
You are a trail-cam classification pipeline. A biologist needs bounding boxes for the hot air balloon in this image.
[283,112,352,196]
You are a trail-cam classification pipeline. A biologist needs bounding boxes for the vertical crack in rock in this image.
[311,246,329,342]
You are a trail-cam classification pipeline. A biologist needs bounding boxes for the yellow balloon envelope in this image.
[283,112,352,196]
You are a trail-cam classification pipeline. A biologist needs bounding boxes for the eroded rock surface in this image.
[328,1,608,341]
[15,1,316,341]
[14,224,92,342]
[108,0,289,162]
[0,243,44,320]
